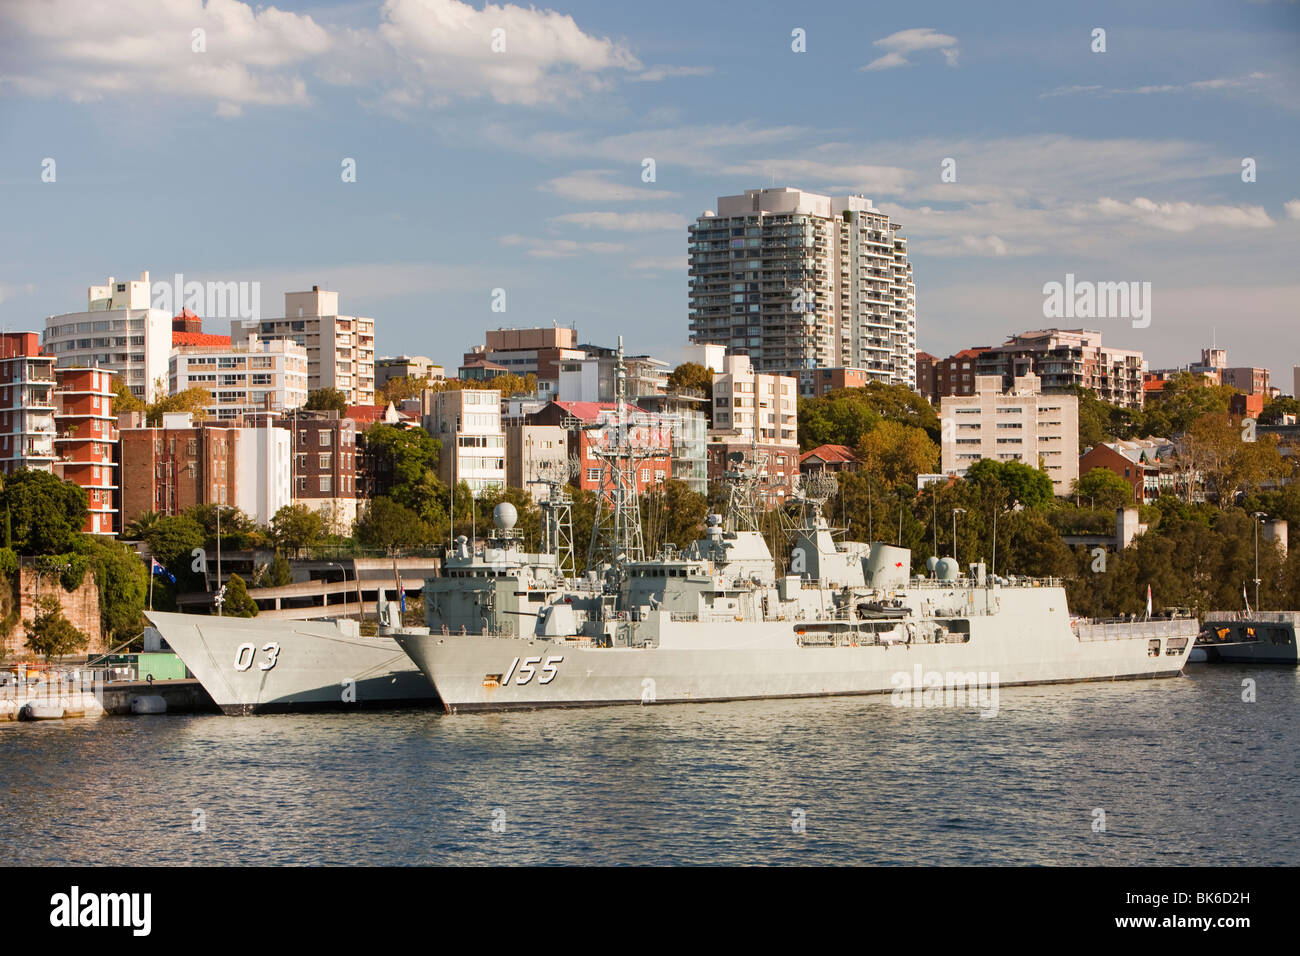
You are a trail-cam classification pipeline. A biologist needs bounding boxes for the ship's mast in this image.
[528,454,577,580]
[586,337,658,575]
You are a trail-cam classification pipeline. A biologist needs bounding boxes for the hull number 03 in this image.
[503,655,563,686]
[234,642,281,672]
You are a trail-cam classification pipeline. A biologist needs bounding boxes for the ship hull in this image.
[397,612,1197,714]
[145,611,438,714]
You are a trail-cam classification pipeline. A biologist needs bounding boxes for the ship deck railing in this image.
[1072,618,1196,643]
[907,576,1063,589]
[1204,610,1300,625]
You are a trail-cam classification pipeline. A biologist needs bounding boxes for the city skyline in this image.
[1,0,1297,381]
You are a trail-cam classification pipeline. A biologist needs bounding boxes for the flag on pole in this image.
[399,579,406,614]
[1145,585,1152,620]
[1243,582,1250,614]
[150,558,175,584]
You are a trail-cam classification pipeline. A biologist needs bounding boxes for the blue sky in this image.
[1,0,1297,383]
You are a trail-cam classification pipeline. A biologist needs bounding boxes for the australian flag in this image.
[150,558,175,584]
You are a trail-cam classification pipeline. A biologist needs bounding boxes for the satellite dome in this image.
[493,502,518,531]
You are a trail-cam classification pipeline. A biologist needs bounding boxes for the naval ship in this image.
[1194,610,1300,663]
[396,348,1200,713]
[145,590,437,714]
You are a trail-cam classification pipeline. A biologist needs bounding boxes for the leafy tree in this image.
[184,504,266,551]
[667,362,714,401]
[110,376,146,415]
[1070,467,1136,510]
[424,374,538,398]
[1259,396,1300,426]
[25,595,89,663]
[362,423,444,523]
[380,375,436,405]
[261,553,294,588]
[78,537,148,643]
[271,504,326,555]
[640,479,707,552]
[800,383,939,451]
[0,469,88,555]
[355,497,437,554]
[305,387,349,415]
[123,510,163,541]
[965,459,1056,509]
[1141,373,1235,438]
[855,420,939,489]
[141,514,205,576]
[147,385,213,426]
[220,573,259,617]
[1181,412,1286,507]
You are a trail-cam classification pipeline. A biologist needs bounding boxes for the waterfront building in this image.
[0,332,56,475]
[43,271,172,400]
[53,366,117,535]
[169,334,308,421]
[688,186,916,386]
[239,287,374,406]
[976,330,1145,410]
[939,373,1079,496]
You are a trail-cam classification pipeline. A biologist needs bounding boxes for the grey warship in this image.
[396,350,1200,713]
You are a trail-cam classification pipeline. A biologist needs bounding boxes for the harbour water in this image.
[2,664,1296,866]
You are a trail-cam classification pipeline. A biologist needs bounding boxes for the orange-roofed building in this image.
[800,443,861,475]
[172,331,231,348]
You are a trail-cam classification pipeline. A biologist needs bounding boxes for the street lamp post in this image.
[1252,512,1268,612]
[951,508,966,568]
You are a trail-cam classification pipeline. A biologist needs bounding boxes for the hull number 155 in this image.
[503,655,563,685]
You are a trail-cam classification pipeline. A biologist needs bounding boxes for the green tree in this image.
[147,384,213,426]
[110,375,147,415]
[965,459,1055,509]
[271,504,326,555]
[78,537,148,643]
[362,423,445,524]
[1259,396,1300,426]
[855,420,939,489]
[355,497,437,554]
[220,573,259,617]
[141,514,205,576]
[25,595,89,662]
[640,479,707,552]
[1141,373,1235,438]
[123,510,163,541]
[0,469,88,555]
[1070,467,1136,510]
[305,387,349,414]
[261,553,294,588]
[184,504,266,551]
[667,362,714,402]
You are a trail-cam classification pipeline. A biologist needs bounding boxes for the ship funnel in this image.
[866,544,910,589]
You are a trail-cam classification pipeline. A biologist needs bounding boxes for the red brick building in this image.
[706,431,800,507]
[795,367,876,399]
[53,367,117,534]
[527,400,671,498]
[0,332,57,475]
[120,416,239,525]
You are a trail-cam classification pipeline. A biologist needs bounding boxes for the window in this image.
[586,467,601,483]
[319,475,332,493]
[319,453,332,469]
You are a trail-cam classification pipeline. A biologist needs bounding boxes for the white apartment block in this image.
[422,389,506,496]
[43,271,173,400]
[689,187,916,387]
[233,422,292,526]
[940,374,1079,496]
[239,287,375,406]
[506,424,569,502]
[170,334,308,421]
[711,354,799,448]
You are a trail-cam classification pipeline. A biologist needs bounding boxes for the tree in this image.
[362,423,444,523]
[355,497,437,554]
[1070,467,1136,510]
[261,553,294,588]
[140,514,205,577]
[78,537,148,644]
[855,420,939,489]
[123,510,163,541]
[667,362,714,399]
[184,504,266,551]
[271,504,326,555]
[1259,396,1300,426]
[966,459,1055,509]
[0,469,88,555]
[220,573,259,617]
[305,388,349,415]
[640,479,707,552]
[147,385,213,426]
[25,595,89,663]
[110,376,146,415]
[1141,373,1235,438]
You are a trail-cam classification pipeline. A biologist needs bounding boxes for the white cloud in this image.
[1041,72,1275,100]
[0,0,643,112]
[540,170,680,202]
[0,0,328,114]
[632,65,714,82]
[1284,200,1300,219]
[861,28,959,71]
[549,212,688,232]
[498,235,625,258]
[1080,197,1275,232]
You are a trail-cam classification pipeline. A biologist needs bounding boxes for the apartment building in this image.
[505,424,569,501]
[421,389,506,495]
[635,392,709,495]
[170,334,309,421]
[120,413,291,527]
[0,332,57,475]
[284,409,358,533]
[556,346,670,403]
[795,366,876,400]
[688,187,916,387]
[939,373,1079,496]
[526,401,672,499]
[976,330,1146,410]
[43,271,173,400]
[920,347,996,402]
[711,354,798,446]
[462,326,585,399]
[375,355,444,392]
[54,367,117,535]
[240,287,375,406]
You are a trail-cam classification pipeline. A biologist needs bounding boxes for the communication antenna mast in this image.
[585,337,663,574]
[528,455,577,580]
